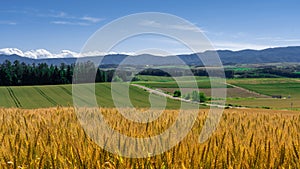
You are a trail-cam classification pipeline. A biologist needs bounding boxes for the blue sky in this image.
[1,0,300,54]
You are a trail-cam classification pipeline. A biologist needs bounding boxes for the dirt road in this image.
[131,84,236,109]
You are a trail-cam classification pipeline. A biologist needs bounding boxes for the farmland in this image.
[1,76,299,110]
[1,76,300,168]
[226,78,300,98]
[1,107,300,168]
[134,76,300,109]
[0,83,182,109]
[226,78,300,109]
[134,75,230,88]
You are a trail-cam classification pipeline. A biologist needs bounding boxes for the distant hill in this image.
[216,46,300,64]
[1,46,300,66]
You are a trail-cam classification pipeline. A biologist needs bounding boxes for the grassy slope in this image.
[0,83,182,109]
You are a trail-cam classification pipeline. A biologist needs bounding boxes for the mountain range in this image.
[1,46,300,66]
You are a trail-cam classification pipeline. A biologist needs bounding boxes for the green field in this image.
[134,75,229,88]
[135,76,300,109]
[227,78,300,98]
[1,76,300,110]
[0,83,183,109]
[230,67,256,72]
[136,75,208,82]
[226,78,300,109]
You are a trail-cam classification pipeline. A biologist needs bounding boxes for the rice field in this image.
[1,107,300,168]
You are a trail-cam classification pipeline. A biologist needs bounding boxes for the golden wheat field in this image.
[1,107,300,168]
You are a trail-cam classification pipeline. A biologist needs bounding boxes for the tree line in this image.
[0,60,119,86]
[0,60,236,86]
[139,68,234,78]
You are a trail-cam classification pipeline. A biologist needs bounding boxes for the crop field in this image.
[135,76,300,109]
[134,76,229,89]
[0,83,181,109]
[227,78,300,99]
[226,98,300,109]
[226,78,300,109]
[1,76,299,109]
[136,75,209,82]
[1,107,300,168]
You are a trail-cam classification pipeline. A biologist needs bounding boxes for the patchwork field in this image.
[1,107,300,168]
[227,78,300,98]
[135,76,300,109]
[1,76,300,110]
[226,78,300,109]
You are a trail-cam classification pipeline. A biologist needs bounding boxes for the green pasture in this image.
[0,83,183,109]
[227,78,300,98]
[134,75,229,88]
[226,78,300,109]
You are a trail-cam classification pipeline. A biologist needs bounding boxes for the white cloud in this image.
[213,41,273,51]
[255,37,281,40]
[139,20,204,32]
[140,20,161,27]
[49,11,103,23]
[0,21,17,25]
[81,16,103,23]
[256,36,300,42]
[54,11,68,18]
[50,16,103,26]
[1,9,103,26]
[46,11,103,26]
[51,21,69,25]
[169,24,204,32]
[51,21,89,26]
[274,39,300,42]
[254,36,300,47]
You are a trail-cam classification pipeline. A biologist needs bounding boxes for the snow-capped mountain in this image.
[1,46,300,66]
[0,48,136,59]
[0,48,80,59]
[0,48,25,57]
